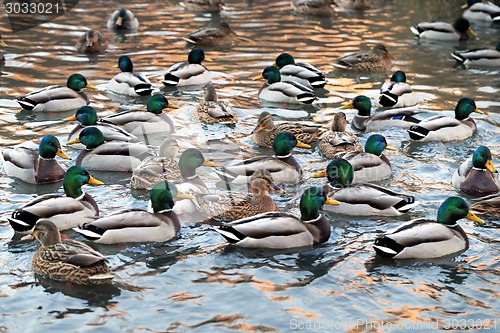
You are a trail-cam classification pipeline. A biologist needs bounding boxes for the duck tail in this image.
[214,225,246,243]
[450,52,466,63]
[379,92,398,107]
[162,73,180,86]
[134,83,153,96]
[393,197,418,213]
[72,224,104,241]
[410,26,421,37]
[8,210,39,232]
[17,98,37,111]
[407,125,428,140]
[297,92,316,104]
[373,236,403,258]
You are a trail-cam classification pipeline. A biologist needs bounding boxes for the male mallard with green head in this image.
[162,48,212,87]
[107,8,139,30]
[410,17,476,41]
[108,55,152,96]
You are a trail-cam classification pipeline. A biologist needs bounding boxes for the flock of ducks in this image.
[0,0,499,285]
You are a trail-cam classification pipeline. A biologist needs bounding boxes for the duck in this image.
[182,22,237,47]
[194,83,238,124]
[2,135,70,184]
[66,127,152,172]
[373,197,483,259]
[31,219,114,285]
[339,0,371,10]
[17,73,97,112]
[106,8,140,30]
[451,43,500,68]
[179,0,224,12]
[342,95,421,132]
[290,0,336,16]
[162,48,211,87]
[193,169,281,222]
[408,98,482,142]
[313,134,396,183]
[76,29,108,53]
[379,71,421,108]
[73,181,192,244]
[0,35,7,63]
[214,187,340,249]
[410,17,476,41]
[452,146,499,196]
[462,0,500,23]
[100,94,178,135]
[251,111,324,149]
[332,44,395,71]
[8,166,103,233]
[318,112,363,159]
[107,55,153,96]
[215,132,310,185]
[470,193,500,216]
[253,66,316,104]
[273,53,327,88]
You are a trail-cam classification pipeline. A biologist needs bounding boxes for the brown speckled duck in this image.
[76,29,108,53]
[194,84,237,124]
[182,22,237,47]
[332,44,395,71]
[318,112,362,159]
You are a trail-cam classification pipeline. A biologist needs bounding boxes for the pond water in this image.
[0,0,499,332]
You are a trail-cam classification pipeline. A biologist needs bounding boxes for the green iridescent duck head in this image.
[150,181,194,212]
[39,135,70,160]
[454,98,481,120]
[274,53,296,68]
[325,158,354,187]
[472,146,497,172]
[272,132,311,156]
[341,95,372,117]
[299,187,340,221]
[146,94,179,114]
[364,134,396,156]
[436,197,483,225]
[390,70,407,83]
[118,55,134,72]
[188,48,206,64]
[178,148,216,179]
[67,126,105,149]
[67,74,97,91]
[64,106,98,126]
[63,165,103,198]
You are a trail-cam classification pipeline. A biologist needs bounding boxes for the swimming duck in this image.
[66,127,152,172]
[273,53,327,88]
[2,135,70,184]
[410,17,476,41]
[8,166,102,233]
[162,48,211,87]
[76,29,108,53]
[108,55,153,96]
[462,0,500,23]
[31,219,114,285]
[107,8,140,30]
[0,35,7,63]
[342,95,421,132]
[470,193,500,216]
[215,187,339,249]
[408,98,482,142]
[182,22,237,47]
[17,74,97,112]
[194,84,238,124]
[251,111,324,149]
[339,0,371,10]
[451,43,500,68]
[253,66,316,104]
[215,132,310,185]
[290,0,336,16]
[332,44,395,71]
[73,181,192,244]
[452,146,499,196]
[373,197,483,259]
[180,0,224,12]
[379,71,421,108]
[318,112,363,159]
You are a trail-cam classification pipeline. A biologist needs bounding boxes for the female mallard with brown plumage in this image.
[318,112,362,159]
[194,84,237,124]
[180,0,224,12]
[182,22,237,47]
[290,0,336,16]
[76,29,108,53]
[332,44,395,71]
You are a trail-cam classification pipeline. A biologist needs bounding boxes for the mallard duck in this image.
[182,22,237,46]
[379,71,421,108]
[342,95,421,132]
[73,181,192,244]
[215,132,310,185]
[100,94,178,135]
[193,169,281,222]
[410,18,476,41]
[214,187,339,249]
[180,0,224,12]
[251,111,324,149]
[452,146,499,196]
[462,0,500,23]
[17,74,97,112]
[253,66,316,104]
[408,98,482,142]
[290,0,336,16]
[318,112,363,159]
[66,127,152,172]
[313,134,396,183]
[31,219,114,285]
[471,193,500,216]
[2,135,70,184]
[8,166,102,233]
[373,197,483,259]
[108,55,152,96]
[274,53,327,88]
[339,0,371,10]
[332,44,395,71]
[194,84,237,124]
[107,8,140,30]
[0,35,7,63]
[76,29,108,53]
[451,43,500,68]
[162,48,211,87]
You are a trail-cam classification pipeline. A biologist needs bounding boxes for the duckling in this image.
[194,84,237,124]
[17,73,97,112]
[253,66,316,104]
[332,44,395,71]
[107,8,140,30]
[451,43,500,68]
[462,0,500,23]
[8,166,103,233]
[373,197,483,259]
[2,135,70,184]
[471,193,500,216]
[214,187,339,249]
[408,98,482,142]
[108,55,153,96]
[410,17,476,41]
[31,219,114,285]
[273,52,327,89]
[162,48,211,87]
[76,29,108,53]
[290,0,336,16]
[318,112,363,159]
[251,111,324,149]
[182,22,237,47]
[215,132,310,185]
[0,35,7,63]
[452,146,499,196]
[339,0,371,10]
[66,127,152,172]
[379,71,421,108]
[180,0,224,12]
